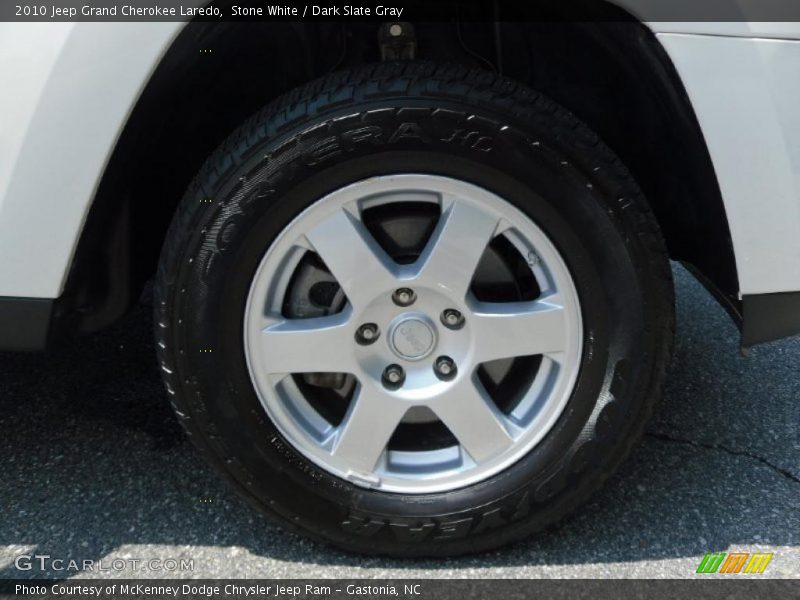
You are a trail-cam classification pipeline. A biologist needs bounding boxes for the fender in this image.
[2,13,800,349]
[0,21,186,299]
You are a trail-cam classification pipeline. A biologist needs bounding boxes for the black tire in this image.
[154,62,674,556]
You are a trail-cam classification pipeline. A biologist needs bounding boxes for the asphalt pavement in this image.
[1,265,798,579]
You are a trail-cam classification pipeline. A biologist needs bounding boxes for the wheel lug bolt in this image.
[434,356,457,380]
[441,309,465,330]
[392,287,416,307]
[355,323,380,345]
[382,364,405,389]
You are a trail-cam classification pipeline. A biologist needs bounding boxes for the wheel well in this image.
[60,10,739,335]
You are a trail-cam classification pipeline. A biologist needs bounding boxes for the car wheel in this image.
[154,62,674,556]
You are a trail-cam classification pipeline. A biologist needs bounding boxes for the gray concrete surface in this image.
[1,265,798,579]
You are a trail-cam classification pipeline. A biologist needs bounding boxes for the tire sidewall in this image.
[166,96,665,553]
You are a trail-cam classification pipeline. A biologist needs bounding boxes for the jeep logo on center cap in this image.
[390,317,435,360]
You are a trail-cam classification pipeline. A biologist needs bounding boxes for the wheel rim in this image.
[244,174,583,494]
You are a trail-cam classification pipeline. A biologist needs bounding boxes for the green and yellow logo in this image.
[696,552,773,574]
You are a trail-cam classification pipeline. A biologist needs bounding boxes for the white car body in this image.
[1,12,799,346]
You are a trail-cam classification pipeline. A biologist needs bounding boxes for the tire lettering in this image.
[216,215,243,250]
[470,507,507,534]
[389,522,435,542]
[433,517,473,540]
[441,129,494,152]
[341,125,384,148]
[301,135,341,165]
[341,514,384,537]
[339,489,535,542]
[388,122,431,144]
[238,181,275,216]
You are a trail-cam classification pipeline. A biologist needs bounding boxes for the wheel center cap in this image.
[390,317,436,360]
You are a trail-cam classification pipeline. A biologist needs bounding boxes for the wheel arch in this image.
[58,12,741,340]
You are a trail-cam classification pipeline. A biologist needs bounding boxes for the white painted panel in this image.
[648,22,800,39]
[658,33,800,294]
[3,23,800,300]
[0,22,183,297]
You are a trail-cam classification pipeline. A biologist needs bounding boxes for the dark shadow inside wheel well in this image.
[498,19,740,322]
[59,5,740,337]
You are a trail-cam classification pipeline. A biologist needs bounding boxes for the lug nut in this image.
[382,364,405,389]
[441,309,465,330]
[434,356,457,380]
[392,288,416,307]
[355,323,380,345]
